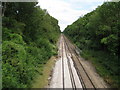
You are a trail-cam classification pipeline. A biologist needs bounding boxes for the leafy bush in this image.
[2,41,27,87]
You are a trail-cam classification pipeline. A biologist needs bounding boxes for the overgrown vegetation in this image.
[64,2,119,87]
[32,56,56,88]
[2,2,60,88]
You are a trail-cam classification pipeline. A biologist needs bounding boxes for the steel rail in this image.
[63,35,86,90]
[65,36,96,89]
[61,37,65,89]
[63,37,76,89]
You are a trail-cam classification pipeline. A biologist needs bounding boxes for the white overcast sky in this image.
[38,0,111,32]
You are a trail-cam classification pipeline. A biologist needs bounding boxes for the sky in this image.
[38,0,111,32]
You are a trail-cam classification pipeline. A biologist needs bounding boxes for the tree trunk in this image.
[2,2,6,17]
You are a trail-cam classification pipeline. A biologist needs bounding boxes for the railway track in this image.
[64,37,76,89]
[50,35,96,89]
[61,36,79,89]
[64,36,85,88]
[63,35,96,89]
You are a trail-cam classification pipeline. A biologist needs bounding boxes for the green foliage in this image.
[2,17,25,35]
[64,2,119,87]
[2,41,27,87]
[2,2,60,88]
[64,2,119,53]
[2,41,26,63]
[101,34,118,53]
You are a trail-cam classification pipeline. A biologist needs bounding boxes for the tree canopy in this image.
[64,2,119,87]
[2,2,60,88]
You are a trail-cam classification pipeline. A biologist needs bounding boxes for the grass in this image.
[32,56,56,88]
[80,49,119,88]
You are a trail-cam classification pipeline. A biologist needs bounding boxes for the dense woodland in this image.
[2,2,60,88]
[64,2,119,87]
